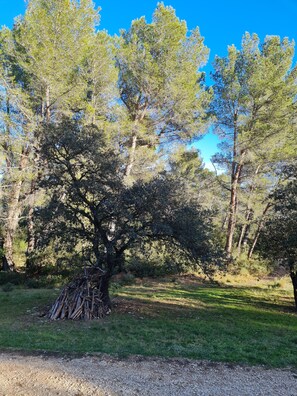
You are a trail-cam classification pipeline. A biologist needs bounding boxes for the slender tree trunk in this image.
[242,214,253,248]
[237,223,246,256]
[225,111,242,257]
[225,153,245,256]
[41,98,45,118]
[2,230,15,271]
[25,92,47,269]
[91,83,97,125]
[237,209,253,255]
[237,165,261,256]
[25,198,35,269]
[247,202,271,259]
[247,221,263,259]
[1,91,16,271]
[26,206,35,254]
[125,117,139,178]
[221,213,228,230]
[3,205,23,271]
[46,85,51,122]
[124,107,147,179]
[2,148,28,271]
[125,133,137,178]
[3,186,23,271]
[26,92,47,268]
[225,186,237,256]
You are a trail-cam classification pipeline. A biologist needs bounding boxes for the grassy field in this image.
[0,276,296,368]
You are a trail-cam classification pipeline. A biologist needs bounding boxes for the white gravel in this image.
[0,353,296,395]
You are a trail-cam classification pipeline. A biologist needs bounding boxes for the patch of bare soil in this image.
[0,353,296,396]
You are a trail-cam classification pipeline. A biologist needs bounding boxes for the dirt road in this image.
[0,353,296,395]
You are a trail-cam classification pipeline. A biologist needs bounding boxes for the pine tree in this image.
[116,3,210,181]
[211,33,297,257]
[0,0,103,269]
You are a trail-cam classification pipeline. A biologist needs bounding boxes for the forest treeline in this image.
[0,1,296,310]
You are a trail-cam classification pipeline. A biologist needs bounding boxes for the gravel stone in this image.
[0,353,296,395]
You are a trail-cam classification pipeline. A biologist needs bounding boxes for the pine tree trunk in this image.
[2,146,29,271]
[242,221,252,249]
[225,152,245,256]
[225,111,246,257]
[125,134,137,178]
[221,213,228,230]
[124,109,146,179]
[27,205,35,254]
[26,178,38,269]
[247,222,262,259]
[237,210,253,255]
[25,203,35,270]
[46,85,51,122]
[3,209,22,271]
[3,229,15,271]
[237,165,260,256]
[237,223,247,256]
[2,179,25,271]
[248,203,271,259]
[225,184,238,256]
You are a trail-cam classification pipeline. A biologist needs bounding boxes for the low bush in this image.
[231,254,270,277]
[2,282,14,292]
[0,271,26,286]
[127,257,185,278]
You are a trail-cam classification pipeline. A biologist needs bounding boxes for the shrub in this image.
[118,273,136,286]
[128,253,193,278]
[25,274,67,289]
[25,278,43,289]
[230,254,270,277]
[2,282,14,292]
[0,271,26,286]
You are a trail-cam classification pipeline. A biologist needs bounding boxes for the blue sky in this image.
[1,0,296,169]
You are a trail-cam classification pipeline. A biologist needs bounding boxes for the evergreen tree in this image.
[211,33,297,257]
[12,0,99,120]
[116,3,210,181]
[0,0,104,269]
[0,30,36,270]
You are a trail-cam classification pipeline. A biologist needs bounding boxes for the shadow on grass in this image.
[114,282,297,326]
[0,283,297,367]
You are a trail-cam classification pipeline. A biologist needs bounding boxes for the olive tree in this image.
[36,119,223,312]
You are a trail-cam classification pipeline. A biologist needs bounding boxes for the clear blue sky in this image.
[1,0,296,169]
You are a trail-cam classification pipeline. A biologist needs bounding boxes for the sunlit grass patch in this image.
[0,278,296,367]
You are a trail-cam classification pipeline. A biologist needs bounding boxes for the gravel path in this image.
[0,353,296,395]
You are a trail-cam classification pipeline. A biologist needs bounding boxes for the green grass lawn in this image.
[0,277,296,368]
